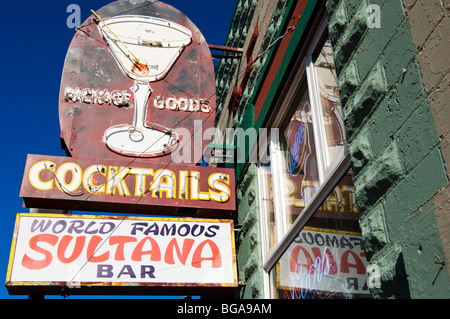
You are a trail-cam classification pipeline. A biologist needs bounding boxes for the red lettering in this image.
[57,235,85,263]
[86,235,109,262]
[109,236,137,261]
[131,237,161,262]
[164,238,194,265]
[311,247,338,275]
[340,250,366,274]
[21,234,58,270]
[290,245,313,273]
[191,239,222,268]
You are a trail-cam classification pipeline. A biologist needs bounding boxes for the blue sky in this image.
[0,0,235,299]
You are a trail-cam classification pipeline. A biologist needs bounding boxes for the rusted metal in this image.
[20,154,236,217]
[209,44,243,59]
[208,44,243,53]
[59,1,216,164]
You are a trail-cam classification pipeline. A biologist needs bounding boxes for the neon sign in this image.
[20,154,235,216]
[59,1,216,163]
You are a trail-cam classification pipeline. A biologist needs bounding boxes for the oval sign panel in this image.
[59,0,216,164]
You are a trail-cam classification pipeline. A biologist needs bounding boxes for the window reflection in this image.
[281,89,320,227]
[313,37,346,167]
[259,162,277,249]
[270,169,371,299]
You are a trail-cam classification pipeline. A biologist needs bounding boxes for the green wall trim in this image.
[233,0,320,180]
[253,0,320,131]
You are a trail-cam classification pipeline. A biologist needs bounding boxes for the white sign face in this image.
[7,214,237,290]
[279,227,370,296]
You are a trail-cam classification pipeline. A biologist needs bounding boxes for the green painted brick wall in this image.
[327,0,450,298]
[235,163,264,299]
[218,0,449,299]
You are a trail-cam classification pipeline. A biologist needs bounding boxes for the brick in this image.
[433,183,450,280]
[344,60,387,139]
[325,0,342,17]
[428,71,450,139]
[402,0,416,10]
[235,162,264,297]
[333,1,369,73]
[237,189,258,234]
[237,224,261,264]
[337,59,360,106]
[396,102,440,173]
[353,139,405,210]
[328,1,348,42]
[405,0,446,49]
[366,91,400,156]
[352,0,406,81]
[359,203,389,259]
[242,246,261,281]
[441,133,450,178]
[444,0,450,10]
[384,147,448,235]
[406,146,448,195]
[365,61,429,157]
[368,242,410,298]
[241,273,264,299]
[399,201,450,298]
[343,0,365,19]
[349,125,373,175]
[418,16,450,93]
[395,60,428,112]
[379,19,419,87]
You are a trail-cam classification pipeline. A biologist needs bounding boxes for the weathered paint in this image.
[404,0,450,292]
[327,0,450,298]
[6,213,237,296]
[20,154,235,217]
[59,0,216,164]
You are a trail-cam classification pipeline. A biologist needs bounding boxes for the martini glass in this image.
[96,14,192,157]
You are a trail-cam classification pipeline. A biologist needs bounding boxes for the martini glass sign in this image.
[93,11,192,157]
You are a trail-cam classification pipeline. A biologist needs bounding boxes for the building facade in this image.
[213,0,450,299]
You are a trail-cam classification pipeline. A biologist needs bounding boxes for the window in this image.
[268,167,371,299]
[258,18,369,299]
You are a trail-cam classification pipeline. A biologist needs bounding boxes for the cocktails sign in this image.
[20,154,235,216]
[33,1,235,216]
[6,214,237,295]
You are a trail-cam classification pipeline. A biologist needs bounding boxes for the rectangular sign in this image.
[20,154,235,217]
[6,213,237,296]
[279,227,370,296]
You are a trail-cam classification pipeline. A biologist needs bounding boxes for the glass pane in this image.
[313,37,346,167]
[269,169,371,299]
[279,88,320,227]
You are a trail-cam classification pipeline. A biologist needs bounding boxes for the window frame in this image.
[257,16,351,277]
